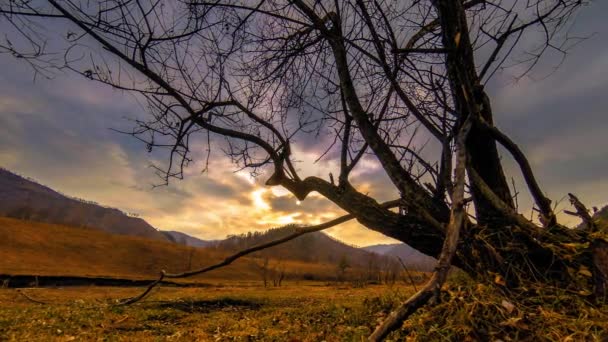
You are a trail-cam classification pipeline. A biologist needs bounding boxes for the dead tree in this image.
[336,254,351,282]
[2,0,605,339]
[272,263,286,287]
[257,257,270,287]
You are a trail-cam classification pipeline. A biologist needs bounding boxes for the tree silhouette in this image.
[2,0,605,339]
[337,254,350,282]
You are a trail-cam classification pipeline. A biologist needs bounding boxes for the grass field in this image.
[0,217,343,282]
[0,282,416,341]
[0,217,430,341]
[2,217,606,341]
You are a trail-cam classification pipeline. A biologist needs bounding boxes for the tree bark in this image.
[433,0,514,227]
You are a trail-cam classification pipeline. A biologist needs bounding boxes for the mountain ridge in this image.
[162,230,216,247]
[363,243,437,272]
[0,167,169,241]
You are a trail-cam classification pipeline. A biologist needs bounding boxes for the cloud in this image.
[1,2,608,246]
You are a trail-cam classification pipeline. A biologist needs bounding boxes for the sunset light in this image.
[1,0,607,340]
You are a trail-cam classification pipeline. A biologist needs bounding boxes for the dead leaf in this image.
[578,267,592,277]
[501,299,515,314]
[494,275,506,286]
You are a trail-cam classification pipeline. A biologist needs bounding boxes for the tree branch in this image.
[369,115,472,341]
[476,118,556,226]
[119,199,401,305]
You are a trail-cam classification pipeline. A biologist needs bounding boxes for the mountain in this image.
[363,243,436,272]
[216,225,389,268]
[0,167,168,241]
[0,167,435,276]
[161,230,215,248]
[363,244,400,255]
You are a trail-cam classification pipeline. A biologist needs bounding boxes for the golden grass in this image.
[2,217,605,341]
[0,282,417,341]
[3,279,604,341]
[0,217,342,281]
[398,275,608,341]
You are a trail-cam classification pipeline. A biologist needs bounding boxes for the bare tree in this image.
[336,254,350,282]
[272,261,286,287]
[255,257,270,287]
[2,0,605,339]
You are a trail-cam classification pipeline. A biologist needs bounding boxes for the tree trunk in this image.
[433,0,514,227]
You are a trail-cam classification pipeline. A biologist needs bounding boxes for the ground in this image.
[2,280,607,341]
[0,282,416,341]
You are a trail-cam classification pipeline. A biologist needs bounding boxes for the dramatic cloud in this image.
[486,1,608,223]
[1,2,607,244]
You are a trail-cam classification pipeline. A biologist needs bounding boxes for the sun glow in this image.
[259,212,302,226]
[251,188,270,211]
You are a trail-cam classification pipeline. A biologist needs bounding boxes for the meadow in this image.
[1,218,607,341]
[0,282,416,341]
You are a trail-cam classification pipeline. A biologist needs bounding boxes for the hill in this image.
[162,230,215,248]
[0,168,168,241]
[0,216,341,281]
[363,244,400,255]
[216,225,376,266]
[363,243,436,272]
[0,167,426,281]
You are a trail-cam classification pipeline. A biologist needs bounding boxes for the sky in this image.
[1,1,607,246]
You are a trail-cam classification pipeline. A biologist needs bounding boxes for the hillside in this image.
[364,243,437,272]
[363,244,398,255]
[0,168,168,241]
[215,225,402,273]
[0,217,339,281]
[162,230,215,248]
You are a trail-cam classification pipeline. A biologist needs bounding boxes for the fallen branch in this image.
[368,118,472,341]
[118,199,402,305]
[16,289,48,305]
[117,272,166,305]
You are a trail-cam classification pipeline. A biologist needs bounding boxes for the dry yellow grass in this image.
[0,217,343,281]
[1,279,606,341]
[0,282,417,341]
[3,217,604,341]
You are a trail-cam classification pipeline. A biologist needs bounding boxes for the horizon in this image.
[2,165,404,248]
[1,1,608,247]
